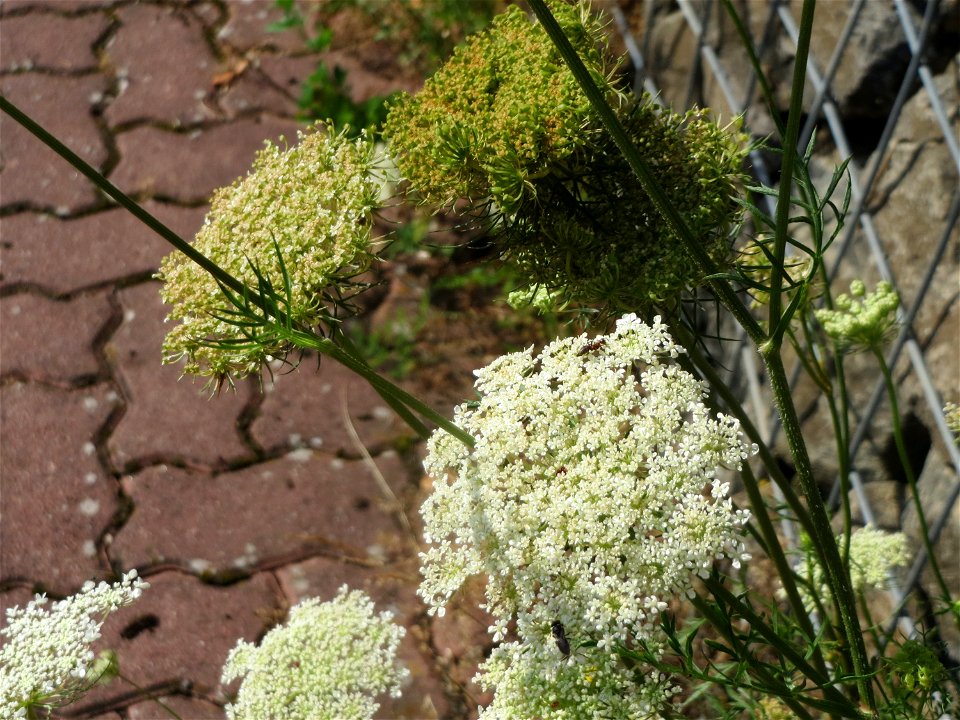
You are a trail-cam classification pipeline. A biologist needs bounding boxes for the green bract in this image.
[157,125,381,380]
[384,1,748,311]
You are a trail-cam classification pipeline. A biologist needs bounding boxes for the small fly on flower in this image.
[577,338,606,356]
[551,620,571,656]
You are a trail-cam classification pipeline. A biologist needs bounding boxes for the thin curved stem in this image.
[873,348,952,606]
[0,94,473,447]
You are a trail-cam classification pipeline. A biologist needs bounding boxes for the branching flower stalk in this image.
[0,95,472,447]
[818,281,955,616]
[525,0,876,710]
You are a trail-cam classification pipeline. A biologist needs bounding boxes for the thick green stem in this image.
[768,0,813,339]
[764,349,875,711]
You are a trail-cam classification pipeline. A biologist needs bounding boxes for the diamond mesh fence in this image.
[608,0,959,651]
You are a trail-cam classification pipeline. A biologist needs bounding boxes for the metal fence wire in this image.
[607,0,960,653]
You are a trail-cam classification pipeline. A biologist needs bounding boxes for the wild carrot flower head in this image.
[0,571,147,718]
[477,639,676,720]
[420,315,752,713]
[385,2,747,311]
[221,587,408,720]
[383,0,615,214]
[158,124,381,380]
[797,526,910,614]
[816,280,900,352]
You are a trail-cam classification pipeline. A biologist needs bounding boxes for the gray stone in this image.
[797,0,959,121]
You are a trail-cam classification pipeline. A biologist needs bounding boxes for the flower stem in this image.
[0,94,472,447]
[763,349,875,711]
[873,348,953,606]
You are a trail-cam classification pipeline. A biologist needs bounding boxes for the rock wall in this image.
[626,0,959,656]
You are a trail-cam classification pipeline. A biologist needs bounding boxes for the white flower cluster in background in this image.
[0,570,147,718]
[478,639,674,720]
[221,587,408,720]
[798,525,910,614]
[420,314,753,717]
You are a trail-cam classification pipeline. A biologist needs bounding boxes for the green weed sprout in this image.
[384,0,749,312]
[157,124,382,381]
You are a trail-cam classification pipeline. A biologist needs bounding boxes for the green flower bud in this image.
[385,1,748,312]
[815,280,900,352]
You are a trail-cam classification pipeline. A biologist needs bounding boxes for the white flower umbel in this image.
[221,587,408,720]
[478,640,675,720]
[0,571,147,719]
[798,525,910,614]
[420,314,752,713]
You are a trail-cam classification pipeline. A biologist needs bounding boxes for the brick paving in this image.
[0,1,490,717]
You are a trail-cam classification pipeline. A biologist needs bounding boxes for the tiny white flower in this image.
[221,587,408,720]
[419,315,753,716]
[0,572,147,718]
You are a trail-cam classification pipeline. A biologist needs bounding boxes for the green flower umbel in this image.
[158,125,381,380]
[384,1,748,311]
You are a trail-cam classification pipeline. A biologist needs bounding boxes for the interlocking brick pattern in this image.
[0,2,487,717]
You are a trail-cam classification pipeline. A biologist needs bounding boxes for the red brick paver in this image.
[0,2,483,717]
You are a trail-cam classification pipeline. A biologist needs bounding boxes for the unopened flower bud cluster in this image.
[420,314,753,715]
[0,571,147,718]
[816,279,900,352]
[221,587,408,720]
[158,125,381,379]
[385,1,748,312]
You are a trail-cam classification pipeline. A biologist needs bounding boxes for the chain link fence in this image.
[608,0,960,655]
